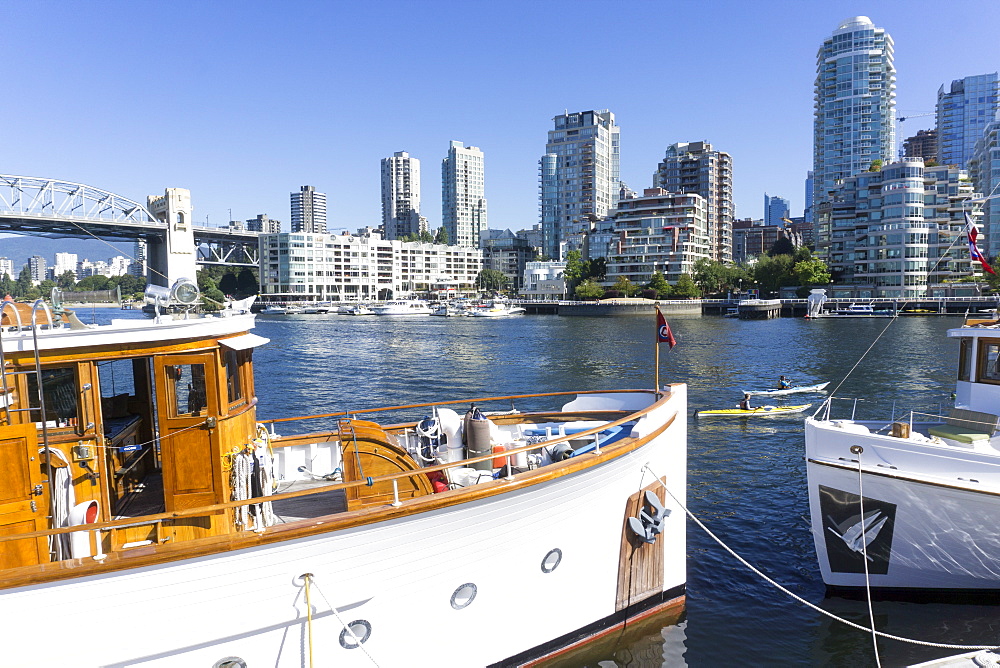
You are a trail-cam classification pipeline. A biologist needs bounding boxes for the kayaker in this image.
[740,393,752,410]
[779,375,791,389]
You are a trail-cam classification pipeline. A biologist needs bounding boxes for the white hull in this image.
[744,382,829,397]
[4,393,686,667]
[805,417,1000,591]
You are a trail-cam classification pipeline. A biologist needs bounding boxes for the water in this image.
[93,308,999,665]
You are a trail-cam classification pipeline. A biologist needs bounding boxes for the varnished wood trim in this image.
[0,390,683,590]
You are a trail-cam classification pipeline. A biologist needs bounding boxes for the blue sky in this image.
[3,0,998,238]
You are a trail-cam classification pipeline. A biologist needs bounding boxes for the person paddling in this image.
[739,393,752,410]
[778,375,792,390]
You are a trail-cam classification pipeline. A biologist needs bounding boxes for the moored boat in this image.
[805,313,1000,594]
[0,285,687,666]
[261,303,288,315]
[371,299,433,316]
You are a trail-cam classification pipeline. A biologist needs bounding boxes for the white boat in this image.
[467,302,527,317]
[371,299,433,316]
[805,313,1000,593]
[346,303,375,316]
[261,304,287,315]
[0,285,687,666]
[743,381,830,397]
[824,303,895,317]
[430,303,465,317]
[284,304,305,314]
[303,303,331,314]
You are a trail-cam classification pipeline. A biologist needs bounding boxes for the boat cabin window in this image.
[167,363,208,417]
[26,367,79,429]
[976,340,1000,384]
[959,338,973,382]
[224,350,243,407]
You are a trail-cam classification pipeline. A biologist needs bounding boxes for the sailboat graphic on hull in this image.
[818,485,896,574]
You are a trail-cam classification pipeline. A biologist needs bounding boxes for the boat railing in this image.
[815,396,951,431]
[0,388,678,560]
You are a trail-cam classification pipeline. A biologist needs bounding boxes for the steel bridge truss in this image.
[196,237,259,268]
[0,175,158,226]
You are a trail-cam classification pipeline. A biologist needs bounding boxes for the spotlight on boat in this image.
[144,278,201,310]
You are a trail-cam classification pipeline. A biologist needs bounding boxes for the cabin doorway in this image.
[0,423,48,568]
[153,354,222,512]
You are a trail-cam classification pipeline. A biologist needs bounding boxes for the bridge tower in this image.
[146,188,197,287]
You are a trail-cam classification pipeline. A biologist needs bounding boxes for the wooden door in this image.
[153,354,221,512]
[0,423,49,568]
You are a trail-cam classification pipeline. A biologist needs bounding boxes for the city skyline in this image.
[4,1,999,239]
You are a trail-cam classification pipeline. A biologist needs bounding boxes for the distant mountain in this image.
[0,234,134,273]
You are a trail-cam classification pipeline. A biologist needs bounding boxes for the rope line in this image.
[307,574,380,667]
[856,450,883,667]
[643,465,1000,652]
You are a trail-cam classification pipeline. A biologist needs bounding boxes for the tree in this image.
[435,227,449,245]
[419,230,434,243]
[611,275,639,297]
[574,279,604,300]
[869,159,884,172]
[672,273,700,299]
[56,271,76,289]
[563,250,584,294]
[769,236,795,256]
[753,253,796,294]
[15,266,32,298]
[692,259,731,295]
[646,271,672,299]
[792,258,831,287]
[475,269,508,292]
[218,272,239,297]
[0,273,15,298]
[236,268,259,296]
[76,275,111,291]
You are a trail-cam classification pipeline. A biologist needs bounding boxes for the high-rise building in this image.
[653,141,734,263]
[381,151,426,240]
[290,185,327,234]
[936,73,999,168]
[813,16,896,211]
[804,171,815,224]
[815,159,981,296]
[246,214,282,234]
[539,110,620,260]
[441,141,487,247]
[28,256,46,284]
[53,252,78,281]
[903,128,939,162]
[764,194,790,226]
[968,114,1000,257]
[0,257,13,280]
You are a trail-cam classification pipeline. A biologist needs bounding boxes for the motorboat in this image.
[261,304,287,315]
[0,287,687,666]
[303,303,331,314]
[429,303,465,317]
[346,303,374,316]
[805,313,1000,593]
[283,304,305,315]
[825,303,895,317]
[371,299,433,316]
[467,301,527,317]
[743,382,830,397]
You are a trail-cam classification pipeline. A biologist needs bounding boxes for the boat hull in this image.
[805,417,1000,591]
[744,382,829,397]
[3,393,686,667]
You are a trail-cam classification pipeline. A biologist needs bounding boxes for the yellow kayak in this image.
[696,404,812,417]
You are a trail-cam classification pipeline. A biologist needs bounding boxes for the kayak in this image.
[743,382,830,397]
[696,404,812,417]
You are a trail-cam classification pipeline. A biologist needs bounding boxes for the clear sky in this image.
[3,0,998,237]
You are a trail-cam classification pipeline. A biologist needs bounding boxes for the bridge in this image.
[0,175,260,286]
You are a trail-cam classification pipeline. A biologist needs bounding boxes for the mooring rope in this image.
[306,574,380,667]
[855,448,883,667]
[643,465,1000,653]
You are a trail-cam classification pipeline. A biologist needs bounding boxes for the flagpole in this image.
[654,307,661,397]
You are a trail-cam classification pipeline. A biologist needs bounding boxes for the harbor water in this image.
[104,307,996,665]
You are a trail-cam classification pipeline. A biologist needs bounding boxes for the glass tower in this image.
[441,141,487,247]
[813,16,896,210]
[539,110,620,260]
[936,72,999,168]
[381,151,423,240]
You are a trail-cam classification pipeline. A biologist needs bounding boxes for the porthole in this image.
[213,658,247,668]
[450,582,478,610]
[541,548,562,573]
[339,619,372,649]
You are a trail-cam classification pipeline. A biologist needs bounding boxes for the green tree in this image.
[611,275,639,297]
[14,266,32,298]
[563,250,584,294]
[869,159,884,172]
[56,271,76,289]
[76,275,111,291]
[646,271,672,298]
[0,273,15,298]
[435,227,449,245]
[419,230,434,243]
[236,269,258,296]
[769,236,795,256]
[218,272,239,297]
[753,254,796,294]
[792,258,831,287]
[692,259,731,295]
[574,278,605,300]
[672,273,700,299]
[475,269,508,292]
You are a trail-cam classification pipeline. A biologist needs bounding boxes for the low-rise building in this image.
[481,229,535,291]
[258,230,482,302]
[605,188,710,286]
[520,261,566,301]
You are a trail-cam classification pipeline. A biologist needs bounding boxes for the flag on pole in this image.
[966,212,996,275]
[656,308,676,348]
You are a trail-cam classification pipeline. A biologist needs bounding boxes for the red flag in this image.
[656,309,676,348]
[966,212,996,275]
